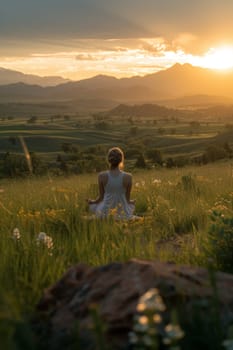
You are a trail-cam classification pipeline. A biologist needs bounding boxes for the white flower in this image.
[138,315,149,325]
[163,324,185,343]
[128,331,138,344]
[153,313,162,323]
[133,315,149,332]
[152,178,161,184]
[223,339,233,350]
[142,334,153,346]
[12,227,20,240]
[137,288,166,312]
[133,321,149,333]
[36,232,53,249]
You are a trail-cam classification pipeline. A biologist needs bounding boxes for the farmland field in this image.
[0,105,232,167]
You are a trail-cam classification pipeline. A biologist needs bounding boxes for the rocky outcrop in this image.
[35,260,233,349]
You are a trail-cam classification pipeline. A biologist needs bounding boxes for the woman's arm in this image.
[87,173,106,204]
[124,173,135,204]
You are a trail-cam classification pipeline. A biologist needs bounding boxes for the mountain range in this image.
[0,67,70,87]
[0,64,233,105]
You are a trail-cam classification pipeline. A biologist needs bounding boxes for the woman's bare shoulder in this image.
[122,171,132,178]
[122,171,132,183]
[98,171,108,180]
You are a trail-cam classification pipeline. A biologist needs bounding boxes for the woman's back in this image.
[101,171,131,218]
[105,170,125,194]
[88,147,135,220]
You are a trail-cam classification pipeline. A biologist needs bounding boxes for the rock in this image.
[34,260,233,349]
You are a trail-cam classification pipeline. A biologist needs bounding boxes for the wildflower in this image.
[223,339,233,350]
[133,315,149,332]
[222,325,233,350]
[153,313,162,323]
[163,324,184,345]
[142,334,153,346]
[152,178,161,184]
[12,227,20,240]
[131,288,184,349]
[128,331,138,344]
[36,232,53,250]
[138,315,149,325]
[133,321,149,333]
[137,288,166,312]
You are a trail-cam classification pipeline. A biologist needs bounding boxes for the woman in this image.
[87,147,136,220]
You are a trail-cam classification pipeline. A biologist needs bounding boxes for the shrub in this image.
[203,145,228,163]
[135,154,146,168]
[146,149,163,165]
[206,207,233,273]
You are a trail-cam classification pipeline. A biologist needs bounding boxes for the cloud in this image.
[1,1,233,80]
[1,0,233,49]
[75,54,101,61]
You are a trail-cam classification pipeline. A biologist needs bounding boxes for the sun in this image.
[200,46,233,70]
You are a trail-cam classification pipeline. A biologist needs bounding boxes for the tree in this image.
[135,153,146,168]
[94,121,109,130]
[166,157,175,168]
[223,142,233,157]
[146,148,163,165]
[130,126,138,136]
[8,136,17,146]
[30,152,46,175]
[61,143,73,153]
[27,116,37,124]
[3,152,28,177]
[190,121,200,128]
[170,128,176,135]
[203,145,228,163]
[158,127,165,135]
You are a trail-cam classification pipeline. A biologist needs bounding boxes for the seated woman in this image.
[87,147,136,220]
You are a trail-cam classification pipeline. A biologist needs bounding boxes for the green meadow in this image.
[1,161,233,348]
[1,108,233,349]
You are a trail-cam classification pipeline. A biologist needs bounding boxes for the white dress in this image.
[89,171,135,220]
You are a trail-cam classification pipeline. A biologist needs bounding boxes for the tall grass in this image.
[1,161,233,348]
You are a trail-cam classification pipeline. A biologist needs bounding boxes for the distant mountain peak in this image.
[168,62,199,71]
[93,74,117,79]
[0,67,70,87]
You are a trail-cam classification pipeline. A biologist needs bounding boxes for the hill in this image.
[157,94,233,108]
[104,102,233,120]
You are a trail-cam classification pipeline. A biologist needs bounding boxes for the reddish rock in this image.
[35,260,233,349]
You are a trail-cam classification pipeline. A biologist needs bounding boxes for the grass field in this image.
[1,105,233,348]
[1,161,233,348]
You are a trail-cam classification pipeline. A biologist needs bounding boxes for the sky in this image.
[0,0,233,80]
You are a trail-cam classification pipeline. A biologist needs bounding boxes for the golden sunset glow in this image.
[1,1,233,81]
[1,42,233,80]
[193,46,233,71]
